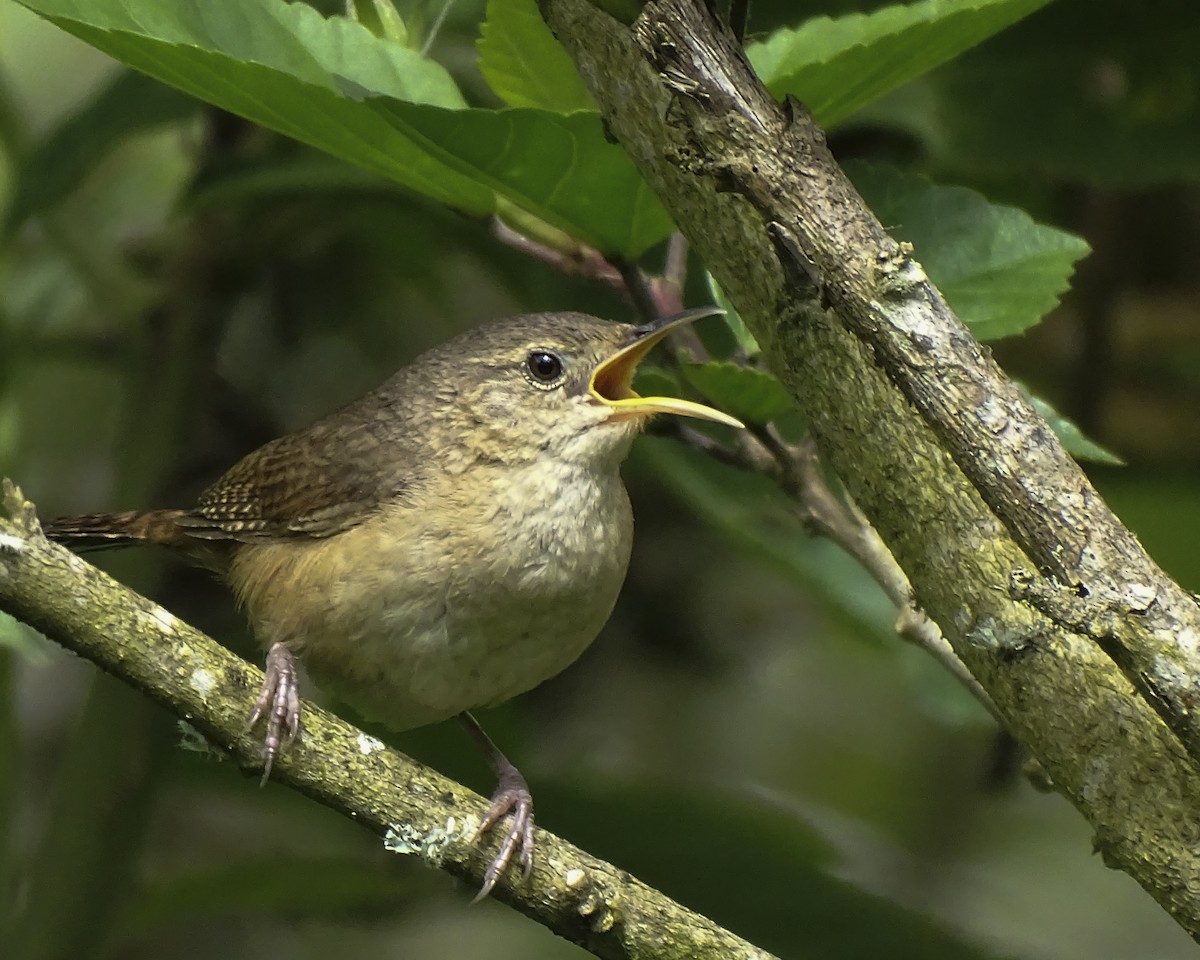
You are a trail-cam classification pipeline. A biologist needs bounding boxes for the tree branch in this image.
[539,0,1200,940]
[0,482,777,960]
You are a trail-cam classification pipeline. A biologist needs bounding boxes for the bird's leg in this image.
[246,641,301,783]
[457,711,536,900]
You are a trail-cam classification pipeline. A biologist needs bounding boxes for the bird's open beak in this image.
[589,307,745,429]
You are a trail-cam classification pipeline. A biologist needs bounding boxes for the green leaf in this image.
[1025,391,1124,466]
[847,161,1090,340]
[5,69,198,231]
[16,0,672,256]
[478,0,595,111]
[377,103,673,255]
[707,273,761,358]
[19,0,492,212]
[44,0,467,108]
[680,362,795,424]
[748,0,1053,128]
[276,2,458,105]
[347,0,409,46]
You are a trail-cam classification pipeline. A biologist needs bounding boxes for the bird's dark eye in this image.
[525,350,564,386]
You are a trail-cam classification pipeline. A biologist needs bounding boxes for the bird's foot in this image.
[474,766,536,901]
[246,641,301,783]
[458,712,536,900]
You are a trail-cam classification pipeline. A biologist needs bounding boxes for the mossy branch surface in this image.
[538,0,1200,939]
[0,481,776,960]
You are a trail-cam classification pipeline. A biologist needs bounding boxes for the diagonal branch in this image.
[630,3,1200,765]
[0,481,777,960]
[539,0,1200,940]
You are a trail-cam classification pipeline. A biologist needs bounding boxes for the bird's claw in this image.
[473,771,536,901]
[246,641,300,783]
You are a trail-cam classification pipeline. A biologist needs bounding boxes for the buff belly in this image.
[228,459,633,732]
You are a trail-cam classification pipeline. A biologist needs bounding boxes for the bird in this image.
[44,307,742,897]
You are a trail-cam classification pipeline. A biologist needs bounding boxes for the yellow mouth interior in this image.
[589,320,744,429]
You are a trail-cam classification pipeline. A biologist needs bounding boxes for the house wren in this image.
[45,308,741,896]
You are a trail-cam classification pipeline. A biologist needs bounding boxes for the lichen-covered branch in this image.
[538,0,1200,939]
[0,482,776,960]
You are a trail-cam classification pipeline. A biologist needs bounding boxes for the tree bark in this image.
[537,0,1200,939]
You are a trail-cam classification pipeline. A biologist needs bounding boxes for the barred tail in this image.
[43,509,189,552]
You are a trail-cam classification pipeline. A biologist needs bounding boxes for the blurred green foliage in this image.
[2,0,1199,958]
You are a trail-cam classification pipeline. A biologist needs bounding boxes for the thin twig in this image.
[491,218,624,289]
[652,231,689,317]
[649,418,770,473]
[740,425,1002,720]
[613,257,660,326]
[420,0,456,55]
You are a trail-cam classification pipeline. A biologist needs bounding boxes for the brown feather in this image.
[44,510,189,551]
[176,417,413,543]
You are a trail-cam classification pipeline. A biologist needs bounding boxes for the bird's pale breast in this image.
[228,456,633,731]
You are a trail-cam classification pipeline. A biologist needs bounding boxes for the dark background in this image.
[3,0,1199,957]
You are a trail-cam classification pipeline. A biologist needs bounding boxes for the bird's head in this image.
[426,309,743,468]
